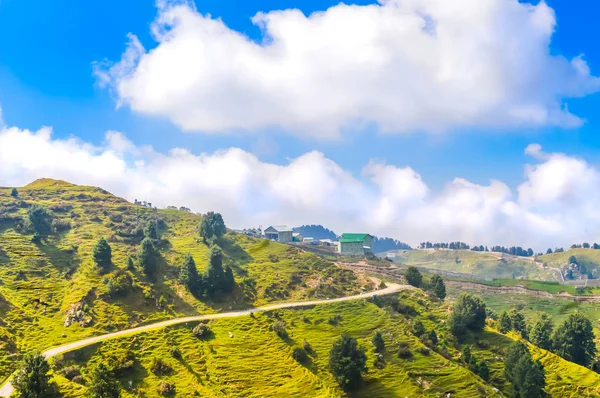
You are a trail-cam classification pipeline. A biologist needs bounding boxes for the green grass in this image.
[393,249,556,281]
[0,179,370,382]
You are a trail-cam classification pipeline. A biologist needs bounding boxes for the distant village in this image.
[232,225,376,256]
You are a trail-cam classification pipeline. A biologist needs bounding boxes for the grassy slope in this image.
[540,248,600,271]
[0,179,370,381]
[48,289,600,397]
[394,249,555,280]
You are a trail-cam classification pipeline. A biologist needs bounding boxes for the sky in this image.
[2,0,600,250]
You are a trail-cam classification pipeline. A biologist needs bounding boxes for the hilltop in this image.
[0,179,371,382]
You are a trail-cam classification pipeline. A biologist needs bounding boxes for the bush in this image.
[106,271,132,297]
[273,320,288,339]
[27,205,54,236]
[303,340,313,353]
[193,323,211,339]
[150,357,172,375]
[60,365,80,380]
[169,348,182,359]
[397,347,413,359]
[199,211,226,241]
[372,331,385,353]
[31,233,41,244]
[157,381,175,396]
[86,362,120,397]
[397,303,418,316]
[292,347,308,362]
[12,352,59,398]
[412,320,426,337]
[419,347,430,356]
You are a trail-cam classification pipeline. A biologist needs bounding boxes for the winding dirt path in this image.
[0,283,408,397]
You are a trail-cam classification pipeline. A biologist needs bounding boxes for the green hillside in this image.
[540,248,600,276]
[22,289,600,397]
[0,179,371,381]
[392,249,556,280]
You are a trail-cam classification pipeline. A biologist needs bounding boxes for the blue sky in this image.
[2,0,600,247]
[2,0,599,189]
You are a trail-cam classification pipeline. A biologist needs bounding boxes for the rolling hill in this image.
[0,179,371,382]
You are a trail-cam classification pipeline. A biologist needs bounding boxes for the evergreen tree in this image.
[199,211,226,241]
[428,330,438,345]
[179,254,199,292]
[27,205,53,236]
[412,319,426,337]
[512,356,545,398]
[372,331,385,353]
[223,265,235,292]
[477,361,490,381]
[449,293,487,337]
[206,245,225,295]
[329,334,367,390]
[461,345,472,364]
[86,362,121,398]
[144,221,158,240]
[139,238,157,279]
[499,311,512,333]
[552,313,597,367]
[12,352,59,398]
[93,237,112,272]
[530,314,554,350]
[430,274,446,300]
[11,188,18,197]
[568,255,578,265]
[504,341,529,384]
[510,309,527,338]
[546,248,553,254]
[405,266,422,287]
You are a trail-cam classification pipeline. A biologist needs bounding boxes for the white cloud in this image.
[95,0,600,139]
[2,124,600,249]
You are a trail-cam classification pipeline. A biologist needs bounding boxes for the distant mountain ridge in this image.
[293,225,411,253]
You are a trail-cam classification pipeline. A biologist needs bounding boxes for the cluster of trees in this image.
[499,309,597,369]
[569,243,600,250]
[180,212,235,298]
[27,204,54,240]
[329,334,367,390]
[489,246,534,257]
[461,345,490,381]
[546,247,565,254]
[404,267,446,300]
[419,241,470,250]
[179,247,235,298]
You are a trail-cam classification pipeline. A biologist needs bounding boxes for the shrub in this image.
[199,211,226,241]
[27,205,54,236]
[419,347,430,356]
[150,357,172,375]
[372,331,385,353]
[292,347,308,363]
[193,323,211,339]
[106,271,132,297]
[60,365,80,380]
[52,218,71,231]
[412,320,426,337]
[139,238,157,278]
[397,303,418,316]
[273,320,288,339]
[397,347,413,359]
[11,188,18,197]
[157,381,176,396]
[169,348,182,359]
[31,233,41,244]
[303,340,313,353]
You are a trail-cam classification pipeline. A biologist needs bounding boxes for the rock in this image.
[229,332,234,338]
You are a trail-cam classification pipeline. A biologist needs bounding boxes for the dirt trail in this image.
[446,281,600,302]
[0,283,409,397]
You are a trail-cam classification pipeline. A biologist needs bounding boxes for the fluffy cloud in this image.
[95,0,600,138]
[2,124,600,249]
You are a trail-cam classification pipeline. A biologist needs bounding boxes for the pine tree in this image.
[224,265,235,292]
[499,311,512,333]
[179,254,200,295]
[11,188,18,197]
[199,211,226,241]
[372,331,385,353]
[139,238,157,279]
[126,256,135,271]
[27,205,53,236]
[144,221,158,240]
[206,245,224,295]
[552,313,597,367]
[12,352,59,398]
[405,266,422,287]
[329,334,367,390]
[510,309,527,338]
[86,362,121,398]
[530,314,554,350]
[93,237,112,272]
[430,274,446,300]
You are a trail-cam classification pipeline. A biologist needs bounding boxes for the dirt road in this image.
[0,283,408,397]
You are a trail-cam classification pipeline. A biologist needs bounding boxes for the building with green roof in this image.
[338,233,374,256]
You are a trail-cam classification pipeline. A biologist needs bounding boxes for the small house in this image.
[338,233,374,256]
[264,225,293,243]
[293,232,303,242]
